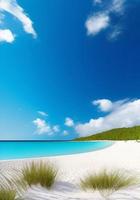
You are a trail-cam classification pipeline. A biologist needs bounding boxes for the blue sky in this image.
[0,0,140,140]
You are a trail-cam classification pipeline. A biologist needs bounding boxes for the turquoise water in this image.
[0,141,113,160]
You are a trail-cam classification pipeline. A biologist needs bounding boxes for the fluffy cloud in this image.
[0,0,36,43]
[92,99,113,112]
[33,118,51,135]
[65,117,74,127]
[0,29,15,43]
[75,99,140,136]
[86,13,110,36]
[93,99,128,112]
[33,118,59,135]
[86,0,126,39]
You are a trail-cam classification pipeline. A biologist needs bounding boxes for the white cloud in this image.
[86,13,110,36]
[92,99,113,112]
[0,0,37,40]
[93,98,128,112]
[33,118,60,135]
[38,111,48,117]
[75,99,140,137]
[65,117,74,127]
[86,0,126,39]
[0,29,15,43]
[33,118,51,135]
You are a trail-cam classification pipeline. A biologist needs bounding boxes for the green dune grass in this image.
[75,126,140,141]
[80,169,138,198]
[21,161,58,189]
[0,188,16,200]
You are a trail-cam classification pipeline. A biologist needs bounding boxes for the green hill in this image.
[75,126,140,141]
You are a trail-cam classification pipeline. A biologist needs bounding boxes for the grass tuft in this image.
[22,161,58,189]
[80,169,138,198]
[0,188,16,200]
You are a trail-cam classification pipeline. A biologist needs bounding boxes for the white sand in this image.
[1,141,140,200]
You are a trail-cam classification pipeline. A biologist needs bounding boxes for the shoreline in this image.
[0,141,114,162]
[1,141,140,173]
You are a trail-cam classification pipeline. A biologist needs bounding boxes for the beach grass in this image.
[21,161,58,189]
[0,188,16,200]
[80,169,138,198]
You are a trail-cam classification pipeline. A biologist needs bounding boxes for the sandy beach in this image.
[1,141,140,200]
